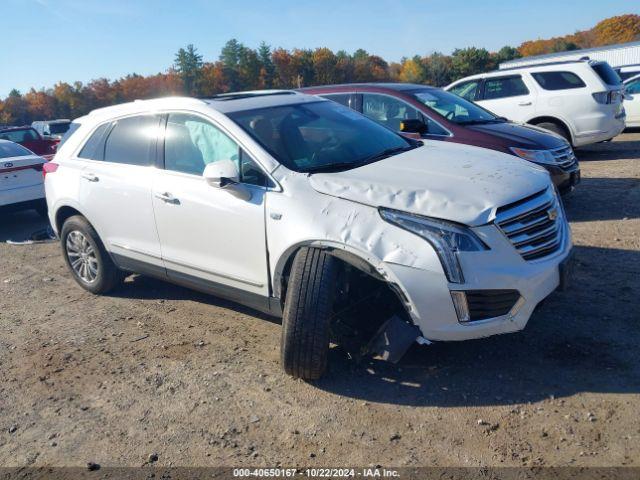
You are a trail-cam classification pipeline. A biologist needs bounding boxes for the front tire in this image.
[535,122,571,145]
[60,215,119,294]
[281,248,339,380]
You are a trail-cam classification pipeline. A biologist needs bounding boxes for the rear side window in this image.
[78,123,111,160]
[103,115,159,166]
[449,80,480,101]
[483,76,529,99]
[320,94,352,108]
[591,63,621,86]
[0,142,32,158]
[532,71,586,90]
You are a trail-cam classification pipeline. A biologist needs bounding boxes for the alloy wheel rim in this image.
[66,231,98,283]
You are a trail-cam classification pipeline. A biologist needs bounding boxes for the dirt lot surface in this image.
[1,133,639,469]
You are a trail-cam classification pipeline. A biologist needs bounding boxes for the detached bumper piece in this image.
[451,289,522,323]
[367,315,421,363]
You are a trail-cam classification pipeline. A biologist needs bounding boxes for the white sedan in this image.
[0,139,47,216]
[624,74,640,127]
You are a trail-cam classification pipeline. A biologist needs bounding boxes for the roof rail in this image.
[205,90,297,101]
[497,57,593,72]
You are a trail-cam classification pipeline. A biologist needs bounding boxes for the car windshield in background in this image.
[410,88,500,125]
[0,142,33,158]
[229,101,416,173]
[592,62,622,86]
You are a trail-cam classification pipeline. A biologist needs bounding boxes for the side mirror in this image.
[203,160,240,188]
[400,119,428,135]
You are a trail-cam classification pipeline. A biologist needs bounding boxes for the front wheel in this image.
[281,247,339,380]
[60,215,120,294]
[535,122,571,145]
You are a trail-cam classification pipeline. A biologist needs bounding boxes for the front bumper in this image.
[384,217,572,342]
[547,162,581,195]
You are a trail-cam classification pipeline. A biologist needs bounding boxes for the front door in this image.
[152,112,270,303]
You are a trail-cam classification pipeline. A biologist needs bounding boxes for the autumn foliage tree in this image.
[1,14,637,126]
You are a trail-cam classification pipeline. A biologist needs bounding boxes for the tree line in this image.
[1,14,637,126]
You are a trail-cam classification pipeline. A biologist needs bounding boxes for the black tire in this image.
[60,215,120,294]
[281,247,339,380]
[34,199,48,218]
[535,121,571,145]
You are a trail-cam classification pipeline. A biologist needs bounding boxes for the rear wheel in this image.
[535,121,571,145]
[281,247,339,380]
[60,215,120,294]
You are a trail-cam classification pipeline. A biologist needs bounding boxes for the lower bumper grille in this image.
[465,290,521,321]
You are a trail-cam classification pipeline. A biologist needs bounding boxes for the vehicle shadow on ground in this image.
[113,274,281,324]
[563,177,640,221]
[576,136,640,161]
[314,243,640,407]
[0,210,51,242]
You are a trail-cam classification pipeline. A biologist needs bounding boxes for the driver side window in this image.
[362,94,420,132]
[165,113,239,176]
[627,79,640,94]
[164,113,268,186]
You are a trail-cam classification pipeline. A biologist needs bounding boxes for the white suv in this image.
[446,60,626,147]
[45,92,573,379]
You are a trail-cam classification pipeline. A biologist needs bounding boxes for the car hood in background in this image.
[466,121,567,150]
[308,141,550,226]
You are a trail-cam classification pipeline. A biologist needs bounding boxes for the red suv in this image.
[300,83,580,194]
[0,126,58,160]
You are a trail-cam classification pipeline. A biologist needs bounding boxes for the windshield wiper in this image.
[306,144,419,174]
[457,117,507,125]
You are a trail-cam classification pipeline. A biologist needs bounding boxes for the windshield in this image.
[410,88,501,125]
[228,101,416,173]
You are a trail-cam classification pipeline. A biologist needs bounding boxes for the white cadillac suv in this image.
[44,91,572,379]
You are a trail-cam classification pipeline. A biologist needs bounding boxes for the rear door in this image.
[77,114,164,269]
[477,74,536,122]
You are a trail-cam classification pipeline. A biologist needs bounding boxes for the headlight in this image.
[509,147,560,165]
[379,208,488,284]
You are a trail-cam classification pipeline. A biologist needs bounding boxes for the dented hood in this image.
[308,141,551,226]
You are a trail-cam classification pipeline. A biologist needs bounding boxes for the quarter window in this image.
[532,71,586,90]
[78,123,110,160]
[449,80,480,101]
[483,76,529,100]
[103,115,159,166]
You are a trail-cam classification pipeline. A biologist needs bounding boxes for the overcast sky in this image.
[1,0,637,96]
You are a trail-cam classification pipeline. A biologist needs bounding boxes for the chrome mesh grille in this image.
[495,188,564,261]
[550,145,577,169]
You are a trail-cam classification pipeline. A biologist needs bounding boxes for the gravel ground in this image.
[0,132,638,469]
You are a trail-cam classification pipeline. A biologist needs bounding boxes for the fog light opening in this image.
[450,291,470,323]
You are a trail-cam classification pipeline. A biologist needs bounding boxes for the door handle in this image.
[81,173,99,182]
[155,192,180,204]
[518,101,532,106]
